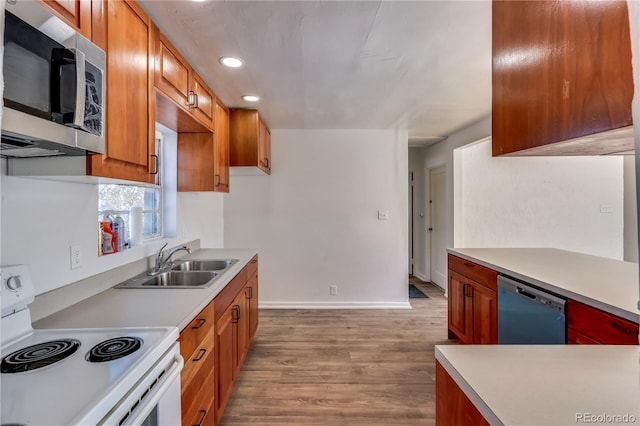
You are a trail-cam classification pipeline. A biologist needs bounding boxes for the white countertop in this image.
[435,344,640,426]
[34,248,257,331]
[448,248,640,322]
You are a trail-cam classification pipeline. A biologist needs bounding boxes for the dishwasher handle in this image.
[498,275,566,312]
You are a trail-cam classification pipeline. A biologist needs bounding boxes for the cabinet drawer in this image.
[567,327,601,345]
[180,331,216,412]
[214,268,247,322]
[183,364,216,426]
[448,255,497,291]
[179,301,215,360]
[566,300,639,345]
[246,255,258,279]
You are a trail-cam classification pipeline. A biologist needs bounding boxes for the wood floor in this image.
[220,279,453,425]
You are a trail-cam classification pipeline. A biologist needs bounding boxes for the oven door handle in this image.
[119,353,184,426]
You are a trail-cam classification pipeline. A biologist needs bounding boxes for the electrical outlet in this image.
[330,285,338,296]
[378,210,389,220]
[70,245,82,269]
[600,204,613,214]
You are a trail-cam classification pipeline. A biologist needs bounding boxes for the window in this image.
[99,184,162,246]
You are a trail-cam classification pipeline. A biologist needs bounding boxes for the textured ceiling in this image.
[139,1,492,139]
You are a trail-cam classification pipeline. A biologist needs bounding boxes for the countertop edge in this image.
[447,248,640,323]
[434,346,504,426]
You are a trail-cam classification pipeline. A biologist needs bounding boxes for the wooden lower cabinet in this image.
[179,301,216,426]
[214,256,260,423]
[447,256,497,345]
[566,299,639,345]
[436,361,489,426]
[215,303,235,423]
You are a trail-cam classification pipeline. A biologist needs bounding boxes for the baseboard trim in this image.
[260,301,413,310]
[414,272,429,282]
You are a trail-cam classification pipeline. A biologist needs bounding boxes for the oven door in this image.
[99,343,184,426]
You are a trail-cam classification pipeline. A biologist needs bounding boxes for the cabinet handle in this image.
[232,305,240,323]
[250,259,258,264]
[150,154,159,175]
[248,286,253,299]
[609,321,637,335]
[215,174,221,186]
[463,262,475,268]
[463,283,472,298]
[192,348,207,362]
[193,410,207,426]
[187,91,198,107]
[191,318,206,329]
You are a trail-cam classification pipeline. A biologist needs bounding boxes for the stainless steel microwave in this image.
[1,0,105,158]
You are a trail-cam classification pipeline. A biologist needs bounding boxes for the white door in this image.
[429,166,446,287]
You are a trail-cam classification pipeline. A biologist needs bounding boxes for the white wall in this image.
[623,156,638,262]
[423,116,492,250]
[456,139,625,260]
[224,129,410,308]
[0,170,225,295]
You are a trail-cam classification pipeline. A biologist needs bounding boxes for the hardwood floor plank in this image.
[220,280,451,425]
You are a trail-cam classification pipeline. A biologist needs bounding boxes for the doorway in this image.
[429,166,446,288]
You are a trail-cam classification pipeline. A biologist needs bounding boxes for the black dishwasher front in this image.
[497,274,566,344]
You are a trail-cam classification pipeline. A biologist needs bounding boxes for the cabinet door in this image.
[155,32,190,108]
[177,133,215,192]
[436,361,490,426]
[470,282,497,344]
[215,304,235,423]
[88,0,156,183]
[448,271,472,344]
[44,0,91,39]
[246,273,259,340]
[233,291,250,376]
[214,99,230,192]
[492,1,633,156]
[566,300,639,344]
[258,118,271,174]
[190,73,214,127]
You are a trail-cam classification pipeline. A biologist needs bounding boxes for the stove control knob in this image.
[6,275,22,291]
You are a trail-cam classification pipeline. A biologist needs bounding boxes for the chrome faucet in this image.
[149,243,191,275]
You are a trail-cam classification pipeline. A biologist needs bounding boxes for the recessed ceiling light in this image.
[220,57,243,68]
[242,95,260,102]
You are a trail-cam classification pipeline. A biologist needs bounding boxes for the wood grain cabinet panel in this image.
[214,259,260,424]
[214,99,230,192]
[177,133,215,192]
[87,0,156,183]
[447,255,497,344]
[44,0,92,39]
[153,27,215,133]
[492,0,634,156]
[179,300,216,426]
[229,109,271,175]
[436,361,489,426]
[566,299,639,345]
[156,32,190,108]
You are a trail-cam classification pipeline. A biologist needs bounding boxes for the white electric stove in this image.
[0,265,184,426]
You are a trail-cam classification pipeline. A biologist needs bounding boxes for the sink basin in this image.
[115,271,217,289]
[172,259,238,272]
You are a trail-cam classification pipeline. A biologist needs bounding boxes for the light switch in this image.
[378,210,389,220]
[600,204,613,214]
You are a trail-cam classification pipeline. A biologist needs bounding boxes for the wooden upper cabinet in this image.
[153,28,214,132]
[214,99,230,192]
[230,109,271,175]
[492,1,634,156]
[156,32,190,109]
[44,0,92,39]
[86,0,156,183]
[177,133,215,192]
[190,72,215,127]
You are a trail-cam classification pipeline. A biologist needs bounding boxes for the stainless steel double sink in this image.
[115,259,238,289]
